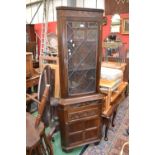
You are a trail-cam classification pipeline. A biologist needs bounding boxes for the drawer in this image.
[68,100,101,112]
[68,107,99,122]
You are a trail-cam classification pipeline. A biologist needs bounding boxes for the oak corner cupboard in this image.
[56,6,104,151]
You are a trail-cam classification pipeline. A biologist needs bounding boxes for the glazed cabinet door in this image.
[66,21,99,96]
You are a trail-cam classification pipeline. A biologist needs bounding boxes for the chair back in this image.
[35,84,50,128]
[37,65,55,126]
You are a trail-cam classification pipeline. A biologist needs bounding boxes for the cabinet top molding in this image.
[56,6,104,13]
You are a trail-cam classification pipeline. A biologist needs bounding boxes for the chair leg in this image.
[37,143,43,155]
[26,149,32,155]
[42,132,54,155]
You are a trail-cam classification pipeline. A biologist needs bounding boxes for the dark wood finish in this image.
[26,52,33,78]
[56,6,104,151]
[26,24,36,42]
[57,6,104,98]
[26,24,38,63]
[26,42,36,53]
[26,52,40,89]
[58,94,103,150]
[37,65,59,127]
[124,58,129,82]
[26,42,37,62]
[35,84,50,127]
[102,102,119,141]
[104,0,129,15]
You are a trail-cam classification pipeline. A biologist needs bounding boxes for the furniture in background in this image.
[37,65,59,129]
[26,52,40,88]
[26,52,40,112]
[26,24,39,68]
[56,6,104,151]
[27,65,59,131]
[100,82,127,141]
[26,52,34,79]
[102,61,126,74]
[102,35,129,84]
[39,55,60,98]
[123,57,129,82]
[26,85,54,155]
[26,24,36,42]
[100,81,127,113]
[100,64,128,140]
[103,57,129,83]
[103,41,123,62]
[101,97,119,141]
[102,57,129,96]
[100,64,127,113]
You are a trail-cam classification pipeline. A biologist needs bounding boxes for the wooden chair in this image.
[26,65,59,124]
[38,65,59,130]
[26,85,54,155]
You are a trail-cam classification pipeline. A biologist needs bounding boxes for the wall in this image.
[102,13,129,57]
[34,22,57,55]
[34,13,129,57]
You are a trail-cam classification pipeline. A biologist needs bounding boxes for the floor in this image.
[82,96,129,155]
[30,96,129,155]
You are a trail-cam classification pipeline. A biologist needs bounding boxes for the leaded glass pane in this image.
[67,21,98,95]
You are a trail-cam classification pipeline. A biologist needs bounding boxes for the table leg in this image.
[104,118,110,141]
[112,110,117,127]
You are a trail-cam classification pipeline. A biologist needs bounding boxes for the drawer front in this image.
[67,100,102,122]
[68,100,101,111]
[68,107,99,122]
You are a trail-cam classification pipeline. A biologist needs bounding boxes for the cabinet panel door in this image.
[66,21,99,96]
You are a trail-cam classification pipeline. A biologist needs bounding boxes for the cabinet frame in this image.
[56,6,104,151]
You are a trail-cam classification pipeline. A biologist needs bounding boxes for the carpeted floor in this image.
[82,96,129,155]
